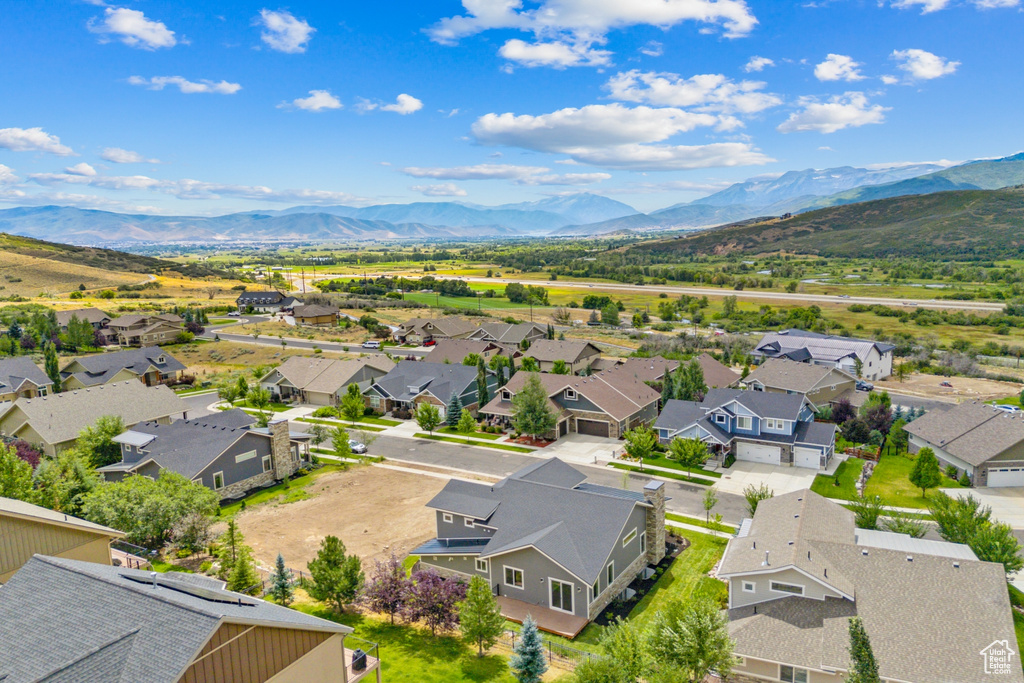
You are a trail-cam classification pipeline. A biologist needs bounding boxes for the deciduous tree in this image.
[909,447,942,498]
[647,597,734,683]
[415,402,442,434]
[340,383,365,424]
[76,415,126,468]
[365,554,410,624]
[403,569,466,636]
[742,482,773,517]
[623,425,657,470]
[846,617,881,683]
[0,443,33,501]
[511,374,557,439]
[460,575,505,657]
[667,437,709,480]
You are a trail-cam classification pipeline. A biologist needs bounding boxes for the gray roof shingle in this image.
[903,400,1024,466]
[0,357,53,393]
[371,360,477,404]
[60,347,186,387]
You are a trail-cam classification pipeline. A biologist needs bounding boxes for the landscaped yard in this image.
[220,464,344,517]
[438,426,503,440]
[233,398,291,412]
[811,457,865,501]
[636,452,722,478]
[863,453,962,509]
[609,461,716,487]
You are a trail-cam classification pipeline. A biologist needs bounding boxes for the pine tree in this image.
[307,535,364,612]
[460,576,505,657]
[476,358,489,408]
[227,545,260,595]
[446,393,464,428]
[217,520,245,578]
[661,373,674,408]
[846,617,881,683]
[268,553,294,606]
[43,342,60,392]
[509,615,547,683]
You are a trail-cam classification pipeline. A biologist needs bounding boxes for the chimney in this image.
[269,418,295,481]
[643,480,666,564]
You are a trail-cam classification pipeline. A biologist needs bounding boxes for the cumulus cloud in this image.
[744,56,774,72]
[359,94,424,115]
[427,0,758,67]
[498,39,611,68]
[892,49,959,80]
[515,172,612,185]
[0,165,19,184]
[128,76,242,94]
[605,70,781,115]
[411,183,468,197]
[640,41,663,57]
[0,127,75,156]
[402,164,549,180]
[280,90,343,112]
[777,92,888,134]
[256,9,315,53]
[64,163,97,177]
[88,7,177,50]
[880,75,900,85]
[101,147,159,164]
[814,54,865,82]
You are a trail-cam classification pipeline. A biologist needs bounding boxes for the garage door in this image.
[987,467,1024,488]
[576,419,610,437]
[794,447,821,470]
[736,442,782,465]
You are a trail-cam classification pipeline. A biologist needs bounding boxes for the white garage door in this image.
[988,467,1024,488]
[794,447,821,470]
[737,442,781,465]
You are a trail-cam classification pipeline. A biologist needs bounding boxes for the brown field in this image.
[228,319,371,345]
[0,250,144,296]
[166,340,365,381]
[236,466,445,569]
[878,372,1021,402]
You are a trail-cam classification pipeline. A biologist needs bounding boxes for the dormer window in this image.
[502,389,511,400]
[156,355,165,364]
[565,388,577,401]
[715,414,727,424]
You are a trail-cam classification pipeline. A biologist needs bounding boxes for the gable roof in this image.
[0,496,123,538]
[480,370,659,422]
[398,317,477,338]
[742,358,854,393]
[704,388,809,421]
[0,381,186,446]
[55,308,111,327]
[523,339,601,364]
[755,329,895,364]
[903,400,1024,466]
[427,339,507,365]
[292,304,339,318]
[265,356,392,394]
[0,555,349,683]
[694,352,743,388]
[0,357,53,393]
[370,360,477,404]
[469,322,547,344]
[60,347,186,387]
[236,290,286,304]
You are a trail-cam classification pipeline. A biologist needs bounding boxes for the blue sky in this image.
[0,0,1021,215]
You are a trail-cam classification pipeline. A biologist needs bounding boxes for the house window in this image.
[213,472,224,490]
[465,517,475,528]
[780,665,809,683]
[502,389,511,400]
[622,528,637,547]
[550,578,574,614]
[475,558,489,573]
[565,388,577,401]
[607,562,615,585]
[715,414,727,424]
[504,566,524,589]
[592,579,600,602]
[742,581,756,593]
[369,396,381,409]
[442,513,453,523]
[262,455,273,473]
[640,531,646,553]
[737,416,752,430]
[770,581,804,596]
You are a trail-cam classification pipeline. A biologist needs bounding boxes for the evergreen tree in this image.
[546,323,555,340]
[268,553,294,606]
[227,545,260,595]
[909,447,942,498]
[43,341,61,392]
[217,520,246,578]
[476,357,490,408]
[306,535,364,612]
[846,617,881,683]
[660,374,674,408]
[511,373,557,439]
[8,320,21,340]
[509,615,547,683]
[446,393,464,428]
[460,575,505,657]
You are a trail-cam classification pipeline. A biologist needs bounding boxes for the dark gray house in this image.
[656,389,836,470]
[0,357,53,402]
[364,360,496,417]
[59,346,187,390]
[235,290,300,313]
[99,410,310,499]
[412,459,666,637]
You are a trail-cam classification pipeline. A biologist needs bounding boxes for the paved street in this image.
[199,316,429,358]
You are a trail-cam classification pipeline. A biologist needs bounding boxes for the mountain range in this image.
[2,153,1022,245]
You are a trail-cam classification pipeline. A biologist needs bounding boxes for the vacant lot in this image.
[877,373,1021,402]
[167,340,362,382]
[236,467,444,569]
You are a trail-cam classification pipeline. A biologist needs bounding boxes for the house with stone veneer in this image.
[59,346,187,390]
[0,357,53,402]
[412,459,665,637]
[521,339,602,374]
[259,356,393,406]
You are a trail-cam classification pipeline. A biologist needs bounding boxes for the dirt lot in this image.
[167,340,363,382]
[877,372,1022,402]
[236,467,445,570]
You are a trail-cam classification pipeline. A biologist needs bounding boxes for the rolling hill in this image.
[629,187,1024,259]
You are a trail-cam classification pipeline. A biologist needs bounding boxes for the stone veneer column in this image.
[643,480,666,564]
[269,418,295,480]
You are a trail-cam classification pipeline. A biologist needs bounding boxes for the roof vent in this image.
[953,562,960,569]
[752,541,756,550]
[906,555,913,562]
[861,549,868,556]
[762,550,770,567]
[150,571,158,588]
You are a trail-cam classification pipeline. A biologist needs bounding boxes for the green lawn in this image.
[414,433,534,453]
[638,452,722,478]
[219,465,343,517]
[811,457,865,501]
[863,453,963,509]
[233,398,291,412]
[608,462,716,487]
[992,395,1023,407]
[629,531,728,628]
[438,426,503,440]
[666,512,737,535]
[297,417,386,432]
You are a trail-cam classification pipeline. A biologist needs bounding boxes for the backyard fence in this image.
[493,629,604,671]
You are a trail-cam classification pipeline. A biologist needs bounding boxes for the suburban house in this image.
[59,346,187,390]
[0,497,123,583]
[426,339,517,365]
[720,490,1021,683]
[55,307,111,332]
[588,353,740,390]
[479,369,660,440]
[522,339,602,374]
[412,458,666,638]
[365,360,496,416]
[100,410,309,499]
[0,381,188,456]
[0,555,381,683]
[655,389,836,469]
[235,290,300,313]
[293,304,340,327]
[904,400,1024,487]
[259,356,394,406]
[465,321,547,346]
[739,358,857,406]
[753,329,894,381]
[0,357,53,401]
[392,317,477,344]
[108,313,183,347]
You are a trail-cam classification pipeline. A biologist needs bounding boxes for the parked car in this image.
[349,440,367,454]
[838,294,851,299]
[940,381,953,388]
[362,340,381,349]
[423,339,437,347]
[995,404,1021,413]
[856,380,874,392]
[227,311,241,317]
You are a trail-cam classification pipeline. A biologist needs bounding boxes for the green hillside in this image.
[630,187,1024,259]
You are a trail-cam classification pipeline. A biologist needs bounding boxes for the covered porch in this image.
[495,596,589,639]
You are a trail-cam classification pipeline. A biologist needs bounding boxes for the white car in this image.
[994,404,1021,414]
[349,440,367,454]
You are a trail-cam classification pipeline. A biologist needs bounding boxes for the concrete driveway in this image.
[543,433,623,465]
[715,461,820,496]
[941,487,1024,528]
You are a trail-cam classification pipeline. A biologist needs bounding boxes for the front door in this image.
[550,579,574,614]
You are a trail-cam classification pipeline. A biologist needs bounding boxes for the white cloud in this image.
[558,143,772,170]
[516,172,611,185]
[744,56,774,72]
[892,0,951,11]
[892,49,959,80]
[281,90,343,112]
[88,8,176,50]
[359,94,423,115]
[880,74,900,85]
[65,163,97,177]
[777,92,888,134]
[605,70,781,115]
[427,0,757,67]
[411,183,468,197]
[814,54,865,82]
[498,39,611,68]
[0,165,19,184]
[101,147,159,164]
[256,9,315,53]
[402,164,549,180]
[128,76,242,94]
[0,127,75,156]
[640,41,663,57]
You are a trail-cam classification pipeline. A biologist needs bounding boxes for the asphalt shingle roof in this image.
[903,400,1024,466]
[523,339,600,363]
[480,370,659,422]
[469,322,546,344]
[54,308,111,327]
[742,357,854,393]
[755,329,895,364]
[371,360,477,404]
[0,357,52,393]
[266,356,392,395]
[426,339,506,364]
[60,347,186,387]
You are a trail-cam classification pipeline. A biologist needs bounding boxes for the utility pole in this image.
[301,268,306,295]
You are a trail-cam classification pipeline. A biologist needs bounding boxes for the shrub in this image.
[945,464,959,480]
[959,471,972,487]
[312,406,338,418]
[723,452,736,469]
